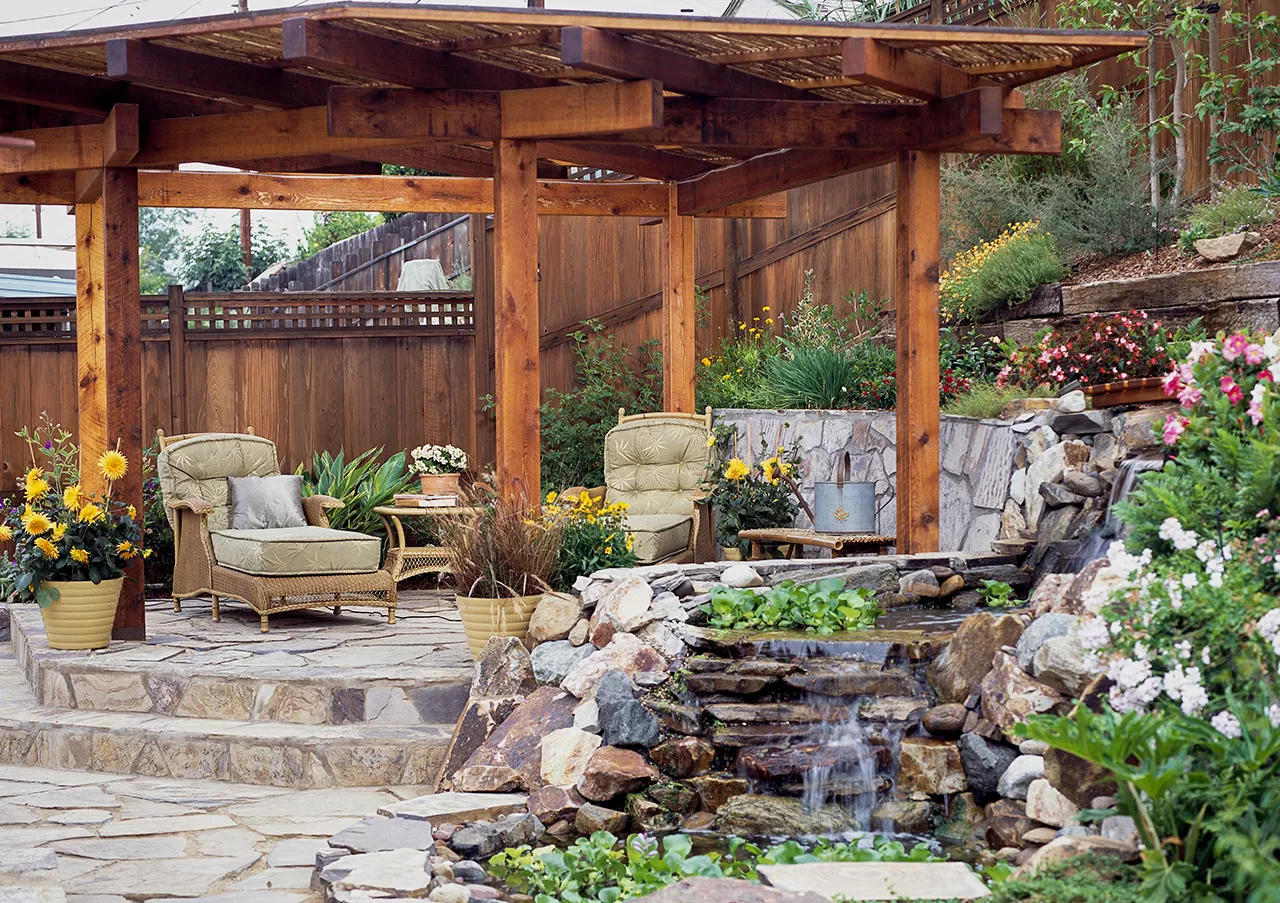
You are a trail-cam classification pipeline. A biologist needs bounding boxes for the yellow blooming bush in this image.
[543,490,637,590]
[940,220,1066,322]
[707,429,802,553]
[1,431,143,608]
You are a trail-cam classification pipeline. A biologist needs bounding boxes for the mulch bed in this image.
[1065,217,1280,285]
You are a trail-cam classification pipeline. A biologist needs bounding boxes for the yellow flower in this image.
[545,491,558,504]
[52,523,67,541]
[77,503,104,524]
[126,505,136,520]
[723,458,749,481]
[24,471,49,502]
[604,546,613,555]
[117,540,134,555]
[63,484,82,511]
[738,323,746,330]
[762,458,776,482]
[143,547,153,559]
[766,318,774,325]
[97,449,128,482]
[625,535,634,551]
[762,306,771,312]
[35,537,59,559]
[24,512,51,536]
[70,547,89,564]
[0,524,11,542]
[706,435,716,447]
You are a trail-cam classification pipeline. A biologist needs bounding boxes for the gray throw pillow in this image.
[227,475,308,530]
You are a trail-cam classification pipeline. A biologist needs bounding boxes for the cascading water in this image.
[1070,450,1166,566]
[799,705,883,829]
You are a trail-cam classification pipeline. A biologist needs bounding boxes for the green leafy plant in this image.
[976,579,1018,609]
[779,269,885,355]
[543,491,637,591]
[180,223,291,290]
[702,577,883,634]
[943,383,1054,419]
[763,343,861,409]
[141,438,174,590]
[706,433,800,552]
[982,853,1145,903]
[1177,188,1274,253]
[941,221,1066,322]
[298,447,416,537]
[296,211,383,259]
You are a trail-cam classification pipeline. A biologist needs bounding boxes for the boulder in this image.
[568,619,590,646]
[1026,443,1067,526]
[452,861,486,883]
[576,747,659,801]
[1119,403,1180,452]
[527,785,586,825]
[575,803,629,835]
[629,795,682,832]
[1195,230,1262,263]
[1055,390,1086,413]
[1043,747,1116,808]
[939,574,966,597]
[562,633,668,700]
[437,696,521,789]
[648,699,704,735]
[472,636,537,698]
[1029,574,1076,617]
[715,794,859,836]
[979,651,1065,735]
[637,620,688,659]
[1018,836,1139,874]
[922,703,968,737]
[454,686,576,792]
[681,812,716,831]
[1026,778,1079,828]
[899,569,940,598]
[1021,826,1059,845]
[1061,470,1105,497]
[574,698,601,733]
[650,737,716,779]
[871,800,936,834]
[630,877,829,903]
[540,727,602,786]
[589,577,653,639]
[957,733,1020,797]
[1039,481,1088,508]
[528,593,584,643]
[596,671,661,749]
[1050,412,1112,437]
[1101,815,1139,847]
[1032,634,1096,696]
[688,774,750,813]
[449,814,544,860]
[997,755,1045,800]
[929,613,1026,704]
[985,799,1035,849]
[933,792,984,845]
[720,563,764,588]
[897,738,967,795]
[532,641,596,686]
[647,781,699,815]
[1015,613,1076,671]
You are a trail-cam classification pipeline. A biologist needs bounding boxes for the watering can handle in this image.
[835,451,851,488]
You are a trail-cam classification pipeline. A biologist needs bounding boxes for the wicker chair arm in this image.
[166,498,216,516]
[303,494,345,528]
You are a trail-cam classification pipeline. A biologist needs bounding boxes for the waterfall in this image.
[1072,450,1166,565]
[801,707,882,829]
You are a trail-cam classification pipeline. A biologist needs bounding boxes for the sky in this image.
[0,0,794,250]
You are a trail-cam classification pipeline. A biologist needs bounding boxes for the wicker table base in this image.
[375,506,480,583]
[737,527,896,559]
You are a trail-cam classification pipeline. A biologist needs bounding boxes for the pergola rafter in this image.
[0,2,1146,640]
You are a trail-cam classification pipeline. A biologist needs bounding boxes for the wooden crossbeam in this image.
[280,17,554,91]
[0,102,101,132]
[0,123,102,174]
[842,38,985,100]
[106,38,332,109]
[677,148,893,216]
[0,59,250,119]
[561,25,813,100]
[0,172,74,204]
[539,141,716,181]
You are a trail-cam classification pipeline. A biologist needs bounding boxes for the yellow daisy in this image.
[143,548,153,559]
[70,548,89,564]
[116,540,134,556]
[34,537,58,559]
[97,449,128,482]
[63,484,82,511]
[604,546,613,555]
[77,503,104,524]
[24,512,52,536]
[723,458,749,481]
[126,505,136,520]
[52,523,67,541]
[0,524,11,542]
[545,491,558,504]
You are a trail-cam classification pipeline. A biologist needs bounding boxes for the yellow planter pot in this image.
[455,593,541,658]
[39,578,123,651]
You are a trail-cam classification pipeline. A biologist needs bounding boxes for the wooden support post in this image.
[894,150,941,554]
[470,213,495,471]
[76,167,145,639]
[492,138,540,504]
[722,217,742,340]
[167,284,186,433]
[662,183,697,413]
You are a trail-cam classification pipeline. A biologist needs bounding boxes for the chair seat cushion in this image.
[210,526,382,577]
[624,513,692,563]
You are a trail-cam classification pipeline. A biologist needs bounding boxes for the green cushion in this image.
[624,513,692,563]
[157,434,281,532]
[210,527,381,577]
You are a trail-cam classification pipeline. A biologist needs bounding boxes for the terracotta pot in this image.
[39,578,123,650]
[455,593,541,658]
[419,473,462,497]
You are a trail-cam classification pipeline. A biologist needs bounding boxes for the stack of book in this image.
[393,493,458,508]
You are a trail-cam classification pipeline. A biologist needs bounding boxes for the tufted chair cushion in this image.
[604,417,710,517]
[157,434,281,532]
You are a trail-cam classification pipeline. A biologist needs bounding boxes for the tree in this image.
[295,211,383,260]
[0,222,30,238]
[179,225,291,291]
[138,208,193,294]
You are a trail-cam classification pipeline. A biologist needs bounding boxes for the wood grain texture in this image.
[894,150,941,554]
[662,183,697,413]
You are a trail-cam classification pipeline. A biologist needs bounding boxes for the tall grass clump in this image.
[443,489,562,599]
[941,221,1067,321]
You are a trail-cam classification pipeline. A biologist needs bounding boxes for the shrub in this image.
[941,221,1067,322]
[697,321,782,411]
[763,343,861,409]
[299,447,416,537]
[442,489,561,598]
[543,491,637,591]
[985,854,1144,903]
[942,383,1053,419]
[781,269,884,354]
[707,432,800,552]
[540,321,662,491]
[1177,186,1275,253]
[702,577,883,634]
[840,342,897,410]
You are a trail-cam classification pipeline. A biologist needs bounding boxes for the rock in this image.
[651,737,716,779]
[979,651,1065,735]
[568,619,590,647]
[323,849,432,897]
[574,698,601,733]
[647,781,698,815]
[472,636,537,698]
[628,795,681,832]
[1019,836,1139,873]
[922,703,968,737]
[1054,390,1086,413]
[540,727,603,786]
[681,811,716,831]
[1120,403,1179,451]
[453,860,486,884]
[529,593,584,643]
[1051,412,1112,437]
[531,641,596,687]
[689,774,750,813]
[1028,575,1074,618]
[429,884,473,903]
[1039,481,1088,509]
[1061,470,1104,497]
[589,577,653,641]
[577,747,659,802]
[783,668,917,698]
[562,634,668,699]
[1195,230,1262,263]
[1019,739,1049,756]
[899,569,940,598]
[929,613,1026,704]
[985,799,1035,849]
[575,803,629,835]
[595,670,660,748]
[454,686,577,792]
[329,816,435,853]
[630,876,829,903]
[637,620,687,659]
[871,800,935,834]
[938,574,965,597]
[715,794,859,836]
[527,785,586,825]
[626,593,687,632]
[1043,747,1116,808]
[449,814,544,860]
[958,733,1020,797]
[934,792,984,845]
[1015,613,1076,671]
[648,699,704,735]
[1026,443,1067,526]
[997,755,1045,800]
[1026,779,1079,827]
[1021,826,1059,845]
[736,743,888,786]
[859,696,928,724]
[1032,634,1095,696]
[897,738,967,795]
[686,672,774,695]
[1101,815,1139,847]
[720,563,764,588]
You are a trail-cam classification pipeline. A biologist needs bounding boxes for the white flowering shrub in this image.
[409,444,468,476]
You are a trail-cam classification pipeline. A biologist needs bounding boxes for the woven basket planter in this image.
[455,593,541,658]
[40,577,123,650]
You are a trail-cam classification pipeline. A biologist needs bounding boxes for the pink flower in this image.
[1249,401,1265,426]
[1261,369,1274,383]
[1163,414,1187,445]
[1162,370,1181,396]
[1178,384,1204,407]
[1245,344,1265,365]
[1221,375,1244,404]
[1223,334,1249,362]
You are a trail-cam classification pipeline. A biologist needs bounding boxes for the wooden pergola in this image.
[0,4,1144,639]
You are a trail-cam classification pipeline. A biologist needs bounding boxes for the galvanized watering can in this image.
[812,451,878,533]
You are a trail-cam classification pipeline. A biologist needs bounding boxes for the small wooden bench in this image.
[737,527,896,559]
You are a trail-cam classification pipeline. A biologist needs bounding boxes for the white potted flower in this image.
[409,444,468,496]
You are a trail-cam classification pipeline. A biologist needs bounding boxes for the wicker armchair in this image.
[563,408,714,565]
[156,430,396,632]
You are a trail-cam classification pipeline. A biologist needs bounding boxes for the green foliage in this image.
[706,432,799,550]
[781,269,885,354]
[141,438,174,591]
[180,224,291,291]
[298,448,416,538]
[1178,188,1275,253]
[539,321,662,491]
[296,212,384,259]
[138,208,194,294]
[696,327,782,411]
[976,579,1018,609]
[702,577,883,634]
[544,493,637,591]
[983,854,1145,903]
[763,343,862,409]
[942,222,1067,322]
[942,383,1053,419]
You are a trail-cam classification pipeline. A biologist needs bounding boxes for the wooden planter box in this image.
[1084,376,1168,408]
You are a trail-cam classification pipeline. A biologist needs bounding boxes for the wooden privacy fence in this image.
[0,289,478,492]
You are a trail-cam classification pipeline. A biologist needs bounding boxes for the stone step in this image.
[0,649,452,790]
[10,603,472,727]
